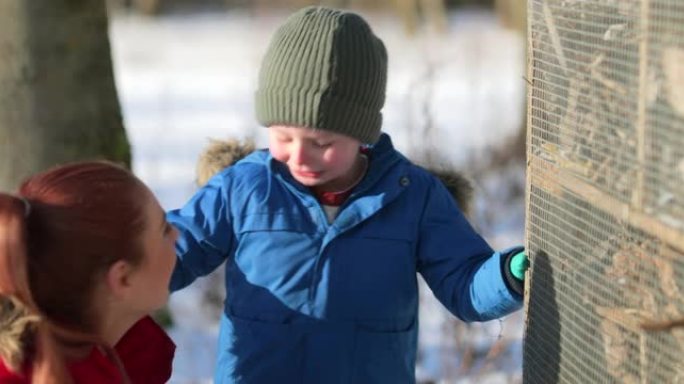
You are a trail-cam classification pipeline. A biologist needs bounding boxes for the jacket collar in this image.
[251,133,404,191]
[240,133,408,210]
[238,134,410,237]
[353,133,405,195]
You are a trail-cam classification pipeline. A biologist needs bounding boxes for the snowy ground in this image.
[109,6,526,383]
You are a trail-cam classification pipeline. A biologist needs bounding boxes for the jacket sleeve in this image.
[167,173,234,291]
[416,178,523,322]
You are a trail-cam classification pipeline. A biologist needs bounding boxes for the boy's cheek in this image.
[270,151,287,164]
[268,144,285,162]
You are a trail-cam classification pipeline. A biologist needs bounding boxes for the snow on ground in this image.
[109,7,525,383]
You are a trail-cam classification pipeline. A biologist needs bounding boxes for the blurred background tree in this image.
[0,0,130,190]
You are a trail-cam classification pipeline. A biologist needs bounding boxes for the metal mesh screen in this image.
[524,1,684,383]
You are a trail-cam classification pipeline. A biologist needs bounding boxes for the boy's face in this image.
[269,125,362,192]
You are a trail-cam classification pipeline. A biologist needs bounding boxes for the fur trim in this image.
[0,296,38,370]
[196,138,256,187]
[428,168,474,217]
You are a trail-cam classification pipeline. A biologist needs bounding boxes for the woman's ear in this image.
[105,260,134,299]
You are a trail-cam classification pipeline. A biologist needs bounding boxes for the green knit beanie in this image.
[255,6,387,144]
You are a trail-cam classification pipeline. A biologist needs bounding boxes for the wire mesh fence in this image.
[524,0,684,382]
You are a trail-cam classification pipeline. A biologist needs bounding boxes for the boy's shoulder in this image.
[366,134,443,189]
[416,164,474,216]
[198,149,272,195]
[215,149,271,180]
[195,138,256,186]
[235,148,271,166]
[381,149,473,214]
[397,160,443,186]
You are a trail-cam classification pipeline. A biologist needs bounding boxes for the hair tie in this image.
[20,197,31,217]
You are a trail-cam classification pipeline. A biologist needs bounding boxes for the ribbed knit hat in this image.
[255,6,387,144]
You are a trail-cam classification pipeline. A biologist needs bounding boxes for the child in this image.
[168,6,528,383]
[0,162,177,384]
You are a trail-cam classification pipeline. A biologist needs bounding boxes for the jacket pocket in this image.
[217,313,305,384]
[327,226,417,321]
[351,324,416,384]
[229,211,319,314]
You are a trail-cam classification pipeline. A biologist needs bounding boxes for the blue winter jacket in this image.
[168,133,523,384]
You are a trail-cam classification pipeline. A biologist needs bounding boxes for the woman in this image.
[0,161,177,383]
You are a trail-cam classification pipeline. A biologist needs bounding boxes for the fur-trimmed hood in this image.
[426,168,474,217]
[195,138,474,216]
[195,138,256,187]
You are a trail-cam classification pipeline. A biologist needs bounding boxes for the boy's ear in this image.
[105,260,134,298]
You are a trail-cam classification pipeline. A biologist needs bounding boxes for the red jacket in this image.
[0,316,175,383]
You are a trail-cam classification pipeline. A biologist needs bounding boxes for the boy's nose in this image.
[291,143,310,166]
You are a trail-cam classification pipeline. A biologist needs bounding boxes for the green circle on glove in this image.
[510,252,529,280]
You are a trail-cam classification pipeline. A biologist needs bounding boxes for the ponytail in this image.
[0,195,35,367]
[0,296,38,370]
[0,194,71,383]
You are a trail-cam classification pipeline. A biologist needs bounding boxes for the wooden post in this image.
[637,2,650,376]
[634,0,650,211]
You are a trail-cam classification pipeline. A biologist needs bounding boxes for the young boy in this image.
[168,6,528,383]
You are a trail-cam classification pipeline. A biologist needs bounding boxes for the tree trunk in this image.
[0,0,130,191]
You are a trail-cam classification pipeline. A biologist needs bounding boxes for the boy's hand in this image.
[510,251,529,280]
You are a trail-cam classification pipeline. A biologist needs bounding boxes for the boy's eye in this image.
[314,141,332,148]
[272,133,291,142]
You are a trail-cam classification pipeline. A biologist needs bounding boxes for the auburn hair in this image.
[0,161,150,383]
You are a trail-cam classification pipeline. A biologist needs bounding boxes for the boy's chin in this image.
[294,177,322,187]
[290,172,324,185]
